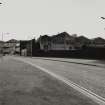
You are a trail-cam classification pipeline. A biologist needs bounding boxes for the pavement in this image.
[32,57,105,68]
[0,56,98,105]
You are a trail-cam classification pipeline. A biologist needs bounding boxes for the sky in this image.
[0,0,105,41]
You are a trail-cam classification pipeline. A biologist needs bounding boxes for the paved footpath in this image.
[0,56,98,105]
[33,57,105,68]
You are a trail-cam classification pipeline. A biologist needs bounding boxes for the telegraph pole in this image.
[2,32,3,56]
[31,38,32,57]
[31,35,35,57]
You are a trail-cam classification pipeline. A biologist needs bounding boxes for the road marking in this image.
[12,57,105,105]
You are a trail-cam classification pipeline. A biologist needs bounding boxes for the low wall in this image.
[33,47,105,60]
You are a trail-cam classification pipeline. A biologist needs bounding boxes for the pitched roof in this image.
[7,39,18,43]
[52,32,71,39]
[91,37,105,44]
[40,35,51,42]
[76,36,90,43]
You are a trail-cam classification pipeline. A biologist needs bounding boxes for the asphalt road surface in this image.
[0,56,98,105]
[11,56,105,104]
[14,56,105,98]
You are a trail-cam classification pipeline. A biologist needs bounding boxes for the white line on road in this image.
[12,57,105,105]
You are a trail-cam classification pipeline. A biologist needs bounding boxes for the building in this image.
[3,39,19,55]
[20,39,36,56]
[0,41,4,55]
[39,35,51,51]
[51,32,78,50]
[90,37,105,48]
[75,36,91,48]
[15,42,20,55]
[20,40,29,56]
[39,32,80,51]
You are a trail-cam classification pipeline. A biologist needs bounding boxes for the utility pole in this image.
[31,39,32,57]
[2,32,3,56]
[31,35,35,57]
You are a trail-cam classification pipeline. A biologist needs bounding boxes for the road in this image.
[11,56,105,104]
[0,56,98,105]
[14,56,105,98]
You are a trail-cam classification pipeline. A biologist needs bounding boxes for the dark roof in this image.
[76,36,90,43]
[7,39,18,43]
[52,32,71,39]
[77,36,90,40]
[40,35,51,42]
[91,37,105,43]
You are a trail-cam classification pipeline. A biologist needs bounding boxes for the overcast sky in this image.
[0,0,105,41]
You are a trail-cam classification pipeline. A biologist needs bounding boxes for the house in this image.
[90,37,105,48]
[39,32,80,51]
[3,39,19,55]
[3,43,10,54]
[15,42,20,55]
[51,32,77,50]
[75,36,91,48]
[0,41,4,55]
[39,35,51,51]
